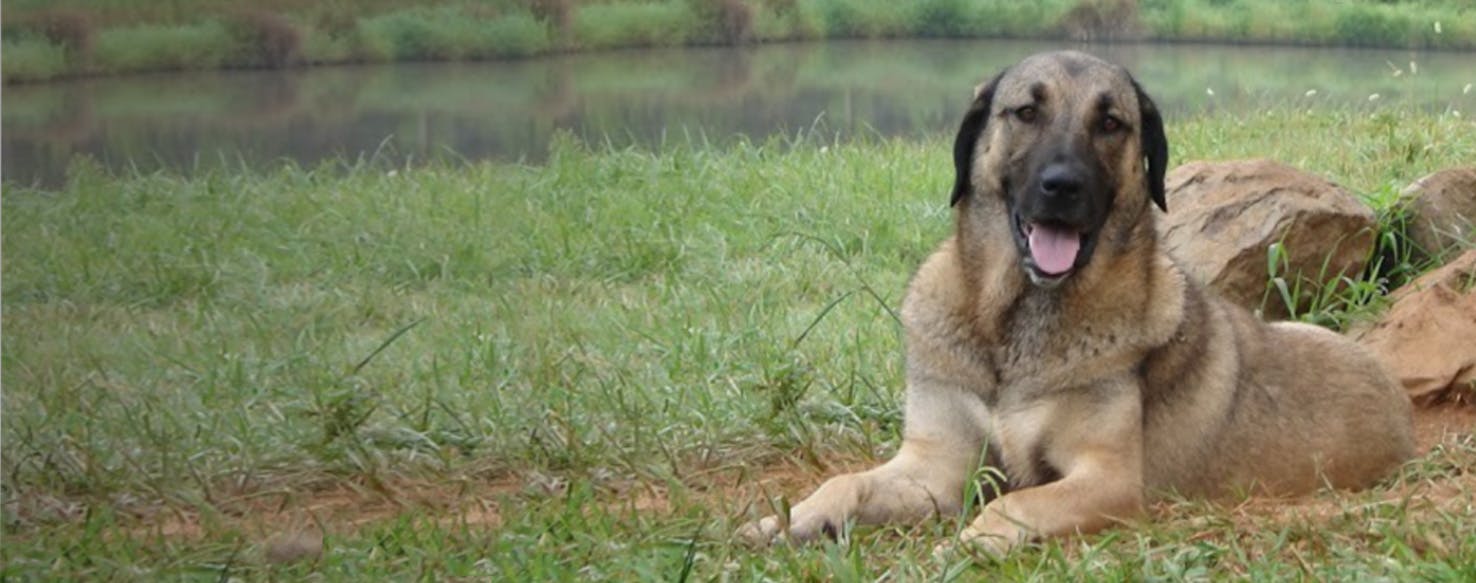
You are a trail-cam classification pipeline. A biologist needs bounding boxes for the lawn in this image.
[2,108,1475,579]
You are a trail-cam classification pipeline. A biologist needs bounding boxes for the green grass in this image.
[0,37,70,83]
[3,109,1475,578]
[3,0,1474,83]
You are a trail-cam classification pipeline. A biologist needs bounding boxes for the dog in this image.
[739,51,1415,555]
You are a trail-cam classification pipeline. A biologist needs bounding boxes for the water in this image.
[4,39,1472,188]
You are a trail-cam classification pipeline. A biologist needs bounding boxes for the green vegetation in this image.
[4,0,1474,83]
[3,109,1474,578]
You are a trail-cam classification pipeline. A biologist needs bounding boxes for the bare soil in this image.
[22,405,1472,554]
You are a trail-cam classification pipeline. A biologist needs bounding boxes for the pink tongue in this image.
[1028,224,1080,275]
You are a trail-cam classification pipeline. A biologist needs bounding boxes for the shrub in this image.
[1060,0,1145,41]
[574,2,698,49]
[479,12,552,57]
[1333,6,1412,47]
[713,0,757,43]
[530,0,576,46]
[357,8,550,61]
[227,10,303,68]
[93,22,234,74]
[1,37,69,83]
[910,0,981,38]
[811,0,913,38]
[38,9,97,66]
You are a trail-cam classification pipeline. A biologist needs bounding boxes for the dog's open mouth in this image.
[1026,222,1081,276]
[1014,214,1091,285]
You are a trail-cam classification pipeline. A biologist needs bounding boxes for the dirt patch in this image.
[16,408,1472,553]
[1412,402,1476,452]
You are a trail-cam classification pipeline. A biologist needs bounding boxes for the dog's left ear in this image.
[951,73,1002,207]
[1132,78,1168,212]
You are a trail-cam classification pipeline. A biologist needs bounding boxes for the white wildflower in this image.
[1368,93,1381,102]
[1304,89,1318,98]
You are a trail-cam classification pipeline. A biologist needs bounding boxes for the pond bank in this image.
[6,39,1473,189]
[3,0,1474,84]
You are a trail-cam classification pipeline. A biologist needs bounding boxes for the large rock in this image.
[1354,250,1476,405]
[1160,159,1377,320]
[1401,167,1476,261]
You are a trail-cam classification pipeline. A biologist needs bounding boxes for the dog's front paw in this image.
[736,515,784,546]
[946,509,1029,559]
[738,506,851,546]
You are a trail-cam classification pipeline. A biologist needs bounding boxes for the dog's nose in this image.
[1039,164,1083,200]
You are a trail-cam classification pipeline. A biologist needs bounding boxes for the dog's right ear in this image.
[951,73,1001,207]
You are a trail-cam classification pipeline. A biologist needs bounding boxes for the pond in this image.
[3,38,1472,188]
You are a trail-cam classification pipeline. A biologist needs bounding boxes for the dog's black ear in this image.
[1132,78,1168,212]
[951,74,1001,207]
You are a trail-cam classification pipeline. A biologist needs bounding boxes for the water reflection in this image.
[4,39,1472,188]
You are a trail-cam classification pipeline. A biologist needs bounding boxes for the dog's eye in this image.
[1014,106,1038,123]
[1100,116,1123,133]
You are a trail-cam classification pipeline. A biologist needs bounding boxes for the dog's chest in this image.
[990,402,1062,488]
[991,295,1124,389]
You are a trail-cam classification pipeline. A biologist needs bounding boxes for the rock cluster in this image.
[1161,160,1475,405]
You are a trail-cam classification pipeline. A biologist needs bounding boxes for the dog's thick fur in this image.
[739,51,1415,554]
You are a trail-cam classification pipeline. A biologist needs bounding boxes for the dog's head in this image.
[951,51,1167,288]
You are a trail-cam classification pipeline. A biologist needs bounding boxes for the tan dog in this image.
[739,51,1415,555]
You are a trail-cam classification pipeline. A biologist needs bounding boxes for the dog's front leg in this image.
[955,381,1145,556]
[740,381,991,544]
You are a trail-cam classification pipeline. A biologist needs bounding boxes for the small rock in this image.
[264,530,324,564]
[1160,159,1377,320]
[1354,250,1476,405]
[1400,167,1476,261]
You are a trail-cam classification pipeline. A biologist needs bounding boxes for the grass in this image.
[3,109,1475,578]
[3,0,1474,83]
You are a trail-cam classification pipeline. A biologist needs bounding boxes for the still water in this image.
[4,39,1472,187]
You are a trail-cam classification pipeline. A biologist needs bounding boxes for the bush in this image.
[480,13,552,57]
[574,2,698,49]
[93,22,234,74]
[227,10,303,68]
[811,0,913,38]
[1060,0,1145,41]
[356,8,551,61]
[910,0,981,37]
[39,9,97,66]
[1333,6,1412,47]
[1,37,69,83]
[530,0,576,46]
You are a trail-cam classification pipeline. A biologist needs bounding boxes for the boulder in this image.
[1160,159,1377,320]
[1400,167,1476,261]
[1354,250,1476,405]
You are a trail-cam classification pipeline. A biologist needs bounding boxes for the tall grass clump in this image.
[0,37,70,82]
[93,21,236,74]
[1140,0,1473,48]
[574,1,700,48]
[809,0,913,38]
